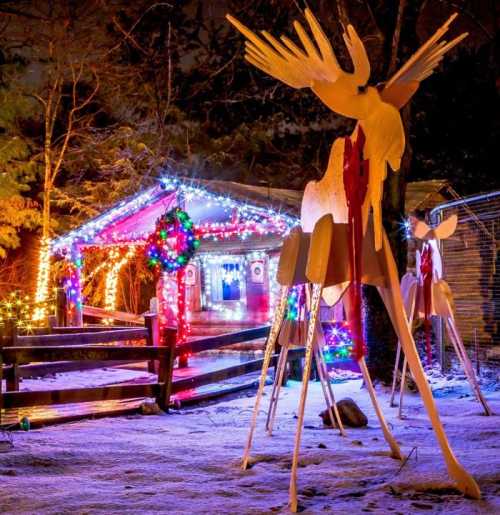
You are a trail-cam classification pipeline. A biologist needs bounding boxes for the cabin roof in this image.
[51,176,454,254]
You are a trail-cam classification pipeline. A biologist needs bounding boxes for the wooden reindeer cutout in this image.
[227,9,480,510]
[241,227,345,471]
[390,215,492,416]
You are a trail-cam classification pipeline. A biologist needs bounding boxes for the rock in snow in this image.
[319,397,368,427]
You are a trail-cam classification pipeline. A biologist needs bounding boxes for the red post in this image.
[177,268,190,368]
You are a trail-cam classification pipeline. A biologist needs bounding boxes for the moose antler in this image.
[226,9,371,118]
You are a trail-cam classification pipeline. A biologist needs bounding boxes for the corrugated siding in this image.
[433,192,500,368]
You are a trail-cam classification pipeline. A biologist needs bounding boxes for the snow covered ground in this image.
[0,376,499,514]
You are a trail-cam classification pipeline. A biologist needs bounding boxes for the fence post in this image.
[157,327,176,412]
[56,287,67,327]
[0,348,3,425]
[144,313,159,374]
[3,319,19,392]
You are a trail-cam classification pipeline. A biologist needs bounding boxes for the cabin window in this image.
[203,256,247,313]
[222,263,241,300]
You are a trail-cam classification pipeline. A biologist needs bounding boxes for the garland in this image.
[146,207,200,273]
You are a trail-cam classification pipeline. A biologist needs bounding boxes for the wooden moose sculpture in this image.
[389,214,492,416]
[227,8,480,510]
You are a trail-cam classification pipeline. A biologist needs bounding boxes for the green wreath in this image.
[146,207,200,273]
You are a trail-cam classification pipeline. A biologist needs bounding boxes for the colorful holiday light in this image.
[50,176,297,254]
[176,268,190,345]
[0,291,34,331]
[285,286,302,322]
[146,207,199,273]
[64,247,83,325]
[323,321,354,363]
[0,291,56,332]
[146,206,201,349]
[401,218,412,240]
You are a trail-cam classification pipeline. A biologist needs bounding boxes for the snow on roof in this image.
[51,176,299,254]
[51,175,452,254]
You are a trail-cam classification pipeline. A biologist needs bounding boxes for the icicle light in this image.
[50,177,298,254]
[104,247,136,321]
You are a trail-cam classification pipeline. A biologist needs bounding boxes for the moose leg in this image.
[342,285,403,459]
[389,341,402,407]
[391,283,417,410]
[446,317,492,416]
[242,286,289,470]
[398,356,409,419]
[358,357,403,459]
[397,303,415,418]
[378,232,481,499]
[289,284,322,513]
[265,341,290,435]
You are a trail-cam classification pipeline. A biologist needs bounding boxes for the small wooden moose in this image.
[389,214,492,417]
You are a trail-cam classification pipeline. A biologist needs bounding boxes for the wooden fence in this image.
[0,313,159,386]
[0,325,176,424]
[0,319,305,424]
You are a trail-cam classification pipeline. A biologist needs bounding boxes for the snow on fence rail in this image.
[0,321,304,424]
[0,328,177,423]
[16,328,149,347]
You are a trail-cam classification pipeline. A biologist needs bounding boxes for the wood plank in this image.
[17,328,148,347]
[176,326,270,356]
[51,326,139,333]
[14,360,139,378]
[0,398,143,428]
[83,305,144,325]
[3,383,159,408]
[2,345,171,364]
[173,380,259,407]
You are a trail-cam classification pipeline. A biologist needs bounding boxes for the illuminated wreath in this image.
[146,207,200,273]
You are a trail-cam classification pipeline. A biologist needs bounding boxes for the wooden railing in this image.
[0,319,305,420]
[0,313,160,387]
[0,326,176,423]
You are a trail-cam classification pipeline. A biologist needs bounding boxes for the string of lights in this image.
[0,291,57,332]
[323,321,354,362]
[50,177,297,254]
[104,247,136,321]
[32,237,51,321]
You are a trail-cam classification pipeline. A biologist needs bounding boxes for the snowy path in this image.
[0,379,498,514]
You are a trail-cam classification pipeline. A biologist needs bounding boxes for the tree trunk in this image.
[364,104,412,383]
[363,0,414,382]
[42,186,51,240]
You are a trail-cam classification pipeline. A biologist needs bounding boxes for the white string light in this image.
[103,247,136,322]
[51,177,298,254]
[33,237,51,321]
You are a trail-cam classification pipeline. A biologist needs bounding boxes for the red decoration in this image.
[343,126,369,361]
[420,243,433,365]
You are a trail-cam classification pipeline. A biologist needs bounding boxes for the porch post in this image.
[66,245,83,326]
[177,268,189,368]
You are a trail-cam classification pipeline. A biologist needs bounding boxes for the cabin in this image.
[50,176,456,344]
